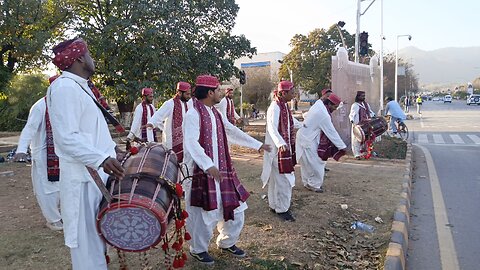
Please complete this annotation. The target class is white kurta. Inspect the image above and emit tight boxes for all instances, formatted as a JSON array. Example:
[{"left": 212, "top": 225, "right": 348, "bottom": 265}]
[
  {"left": 47, "top": 71, "right": 116, "bottom": 270},
  {"left": 348, "top": 102, "right": 375, "bottom": 157},
  {"left": 296, "top": 100, "right": 346, "bottom": 189},
  {"left": 216, "top": 97, "right": 240, "bottom": 121},
  {"left": 148, "top": 98, "right": 190, "bottom": 149},
  {"left": 261, "top": 101, "right": 302, "bottom": 213},
  {"left": 16, "top": 98, "right": 61, "bottom": 223},
  {"left": 128, "top": 102, "right": 156, "bottom": 142},
  {"left": 182, "top": 103, "right": 262, "bottom": 253}
]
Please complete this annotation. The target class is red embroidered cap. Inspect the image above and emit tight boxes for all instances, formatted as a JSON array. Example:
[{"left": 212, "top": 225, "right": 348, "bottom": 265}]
[
  {"left": 52, "top": 38, "right": 88, "bottom": 71},
  {"left": 225, "top": 88, "right": 233, "bottom": 93},
  {"left": 176, "top": 82, "right": 191, "bottom": 92},
  {"left": 321, "top": 88, "right": 332, "bottom": 96},
  {"left": 328, "top": 93, "right": 342, "bottom": 105},
  {"left": 195, "top": 75, "right": 219, "bottom": 88},
  {"left": 141, "top": 88, "right": 154, "bottom": 96},
  {"left": 277, "top": 80, "right": 294, "bottom": 91},
  {"left": 49, "top": 75, "right": 60, "bottom": 85}
]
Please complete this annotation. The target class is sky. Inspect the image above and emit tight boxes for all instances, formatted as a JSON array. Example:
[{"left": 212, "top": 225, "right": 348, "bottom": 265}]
[{"left": 232, "top": 0, "right": 480, "bottom": 55}]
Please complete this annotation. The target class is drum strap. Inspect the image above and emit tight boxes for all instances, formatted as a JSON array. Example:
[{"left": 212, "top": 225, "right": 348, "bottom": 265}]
[{"left": 86, "top": 167, "right": 113, "bottom": 203}]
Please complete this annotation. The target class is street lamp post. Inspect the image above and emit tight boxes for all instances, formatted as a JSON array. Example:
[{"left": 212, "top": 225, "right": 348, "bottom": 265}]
[
  {"left": 379, "top": 0, "right": 384, "bottom": 111},
  {"left": 395, "top": 34, "right": 412, "bottom": 102},
  {"left": 336, "top": 21, "right": 347, "bottom": 48}
]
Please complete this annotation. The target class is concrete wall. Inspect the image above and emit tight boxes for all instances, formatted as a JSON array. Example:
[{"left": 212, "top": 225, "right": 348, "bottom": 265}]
[{"left": 331, "top": 48, "right": 381, "bottom": 148}]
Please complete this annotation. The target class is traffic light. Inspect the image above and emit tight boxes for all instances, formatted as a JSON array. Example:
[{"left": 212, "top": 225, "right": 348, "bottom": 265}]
[
  {"left": 359, "top": 31, "right": 369, "bottom": 56},
  {"left": 239, "top": 70, "right": 246, "bottom": 85}
]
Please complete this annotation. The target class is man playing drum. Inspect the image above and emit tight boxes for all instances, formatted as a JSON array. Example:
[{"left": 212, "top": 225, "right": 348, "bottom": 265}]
[
  {"left": 146, "top": 81, "right": 192, "bottom": 163},
  {"left": 47, "top": 38, "right": 125, "bottom": 270},
  {"left": 349, "top": 91, "right": 376, "bottom": 159},
  {"left": 182, "top": 75, "right": 271, "bottom": 265}
]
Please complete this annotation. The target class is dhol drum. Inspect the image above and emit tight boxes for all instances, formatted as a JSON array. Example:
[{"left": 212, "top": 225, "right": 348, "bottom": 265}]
[
  {"left": 353, "top": 117, "right": 388, "bottom": 143},
  {"left": 97, "top": 143, "right": 179, "bottom": 252}
]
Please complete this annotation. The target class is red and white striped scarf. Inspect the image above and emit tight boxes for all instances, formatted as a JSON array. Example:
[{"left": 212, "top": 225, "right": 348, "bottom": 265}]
[
  {"left": 226, "top": 97, "right": 236, "bottom": 124},
  {"left": 171, "top": 95, "right": 187, "bottom": 162},
  {"left": 190, "top": 99, "right": 249, "bottom": 221},
  {"left": 141, "top": 101, "right": 157, "bottom": 142},
  {"left": 276, "top": 100, "right": 296, "bottom": 174},
  {"left": 44, "top": 97, "right": 59, "bottom": 182}
]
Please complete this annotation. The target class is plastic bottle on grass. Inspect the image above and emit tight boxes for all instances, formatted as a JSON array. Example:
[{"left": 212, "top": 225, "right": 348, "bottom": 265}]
[{"left": 351, "top": 221, "right": 375, "bottom": 233}]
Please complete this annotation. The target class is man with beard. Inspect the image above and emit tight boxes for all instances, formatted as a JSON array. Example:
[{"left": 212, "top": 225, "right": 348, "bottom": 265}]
[
  {"left": 127, "top": 87, "right": 157, "bottom": 142},
  {"left": 296, "top": 94, "right": 347, "bottom": 193},
  {"left": 146, "top": 82, "right": 192, "bottom": 162},
  {"left": 349, "top": 91, "right": 376, "bottom": 159},
  {"left": 261, "top": 81, "right": 303, "bottom": 222},
  {"left": 47, "top": 38, "right": 124, "bottom": 269},
  {"left": 216, "top": 87, "right": 242, "bottom": 125},
  {"left": 182, "top": 75, "right": 271, "bottom": 265}
]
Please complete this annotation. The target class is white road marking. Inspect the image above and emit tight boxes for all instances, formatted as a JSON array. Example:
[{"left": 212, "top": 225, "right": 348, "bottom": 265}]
[
  {"left": 449, "top": 134, "right": 464, "bottom": 144},
  {"left": 420, "top": 117, "right": 425, "bottom": 128},
  {"left": 467, "top": 135, "right": 480, "bottom": 144},
  {"left": 415, "top": 144, "right": 460, "bottom": 270},
  {"left": 433, "top": 134, "right": 445, "bottom": 144},
  {"left": 418, "top": 134, "right": 428, "bottom": 144}
]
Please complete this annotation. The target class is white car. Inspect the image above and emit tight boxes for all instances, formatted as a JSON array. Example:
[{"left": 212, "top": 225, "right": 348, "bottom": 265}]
[
  {"left": 444, "top": 95, "right": 452, "bottom": 103},
  {"left": 467, "top": 94, "right": 480, "bottom": 105}
]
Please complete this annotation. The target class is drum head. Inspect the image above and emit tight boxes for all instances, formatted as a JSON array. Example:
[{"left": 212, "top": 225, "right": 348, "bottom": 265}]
[{"left": 98, "top": 205, "right": 162, "bottom": 252}]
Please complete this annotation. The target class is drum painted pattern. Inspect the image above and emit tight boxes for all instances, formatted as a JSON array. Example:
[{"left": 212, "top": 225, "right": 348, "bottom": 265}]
[{"left": 353, "top": 117, "right": 388, "bottom": 143}]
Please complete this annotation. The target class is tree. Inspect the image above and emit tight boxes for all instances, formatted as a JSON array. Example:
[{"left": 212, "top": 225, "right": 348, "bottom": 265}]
[
  {"left": 382, "top": 54, "right": 419, "bottom": 99},
  {"left": 241, "top": 66, "right": 275, "bottom": 110},
  {"left": 0, "top": 74, "right": 48, "bottom": 131},
  {"left": 0, "top": 0, "right": 71, "bottom": 90},
  {"left": 71, "top": 0, "right": 255, "bottom": 112},
  {"left": 278, "top": 25, "right": 356, "bottom": 96}
]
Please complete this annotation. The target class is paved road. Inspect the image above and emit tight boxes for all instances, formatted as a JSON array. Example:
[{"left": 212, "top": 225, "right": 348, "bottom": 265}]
[{"left": 406, "top": 99, "right": 480, "bottom": 270}]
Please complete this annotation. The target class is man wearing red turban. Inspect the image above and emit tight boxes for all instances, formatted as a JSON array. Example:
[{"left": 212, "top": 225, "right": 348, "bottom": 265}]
[
  {"left": 261, "top": 81, "right": 303, "bottom": 222},
  {"left": 127, "top": 87, "right": 157, "bottom": 142},
  {"left": 296, "top": 94, "right": 347, "bottom": 193},
  {"left": 47, "top": 38, "right": 124, "bottom": 270}
]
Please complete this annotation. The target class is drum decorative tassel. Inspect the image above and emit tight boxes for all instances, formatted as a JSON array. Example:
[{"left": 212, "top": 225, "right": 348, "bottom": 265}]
[{"left": 96, "top": 143, "right": 190, "bottom": 269}]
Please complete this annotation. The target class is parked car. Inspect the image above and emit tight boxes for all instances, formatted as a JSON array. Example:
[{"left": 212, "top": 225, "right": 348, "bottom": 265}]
[
  {"left": 467, "top": 94, "right": 480, "bottom": 105},
  {"left": 444, "top": 95, "right": 452, "bottom": 103}
]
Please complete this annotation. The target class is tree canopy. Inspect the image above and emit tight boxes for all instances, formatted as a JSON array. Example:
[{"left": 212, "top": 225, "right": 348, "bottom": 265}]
[
  {"left": 278, "top": 25, "right": 356, "bottom": 96},
  {"left": 72, "top": 0, "right": 256, "bottom": 109}
]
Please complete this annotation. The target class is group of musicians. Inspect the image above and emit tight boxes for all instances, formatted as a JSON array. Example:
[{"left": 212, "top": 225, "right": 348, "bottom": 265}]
[{"left": 13, "top": 37, "right": 384, "bottom": 269}]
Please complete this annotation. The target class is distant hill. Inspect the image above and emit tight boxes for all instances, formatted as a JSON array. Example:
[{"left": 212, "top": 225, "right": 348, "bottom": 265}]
[{"left": 398, "top": 46, "right": 480, "bottom": 85}]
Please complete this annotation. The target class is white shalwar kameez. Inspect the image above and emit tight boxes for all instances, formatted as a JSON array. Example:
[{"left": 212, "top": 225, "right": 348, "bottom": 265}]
[
  {"left": 148, "top": 98, "right": 190, "bottom": 149},
  {"left": 127, "top": 102, "right": 156, "bottom": 142},
  {"left": 261, "top": 101, "right": 303, "bottom": 213},
  {"left": 296, "top": 100, "right": 346, "bottom": 189},
  {"left": 216, "top": 96, "right": 240, "bottom": 121},
  {"left": 47, "top": 71, "right": 116, "bottom": 270},
  {"left": 348, "top": 102, "right": 375, "bottom": 157},
  {"left": 182, "top": 104, "right": 262, "bottom": 254},
  {"left": 16, "top": 98, "right": 61, "bottom": 224}
]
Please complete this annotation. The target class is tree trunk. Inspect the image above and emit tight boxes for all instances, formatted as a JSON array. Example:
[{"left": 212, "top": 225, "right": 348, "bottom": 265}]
[{"left": 116, "top": 101, "right": 134, "bottom": 129}]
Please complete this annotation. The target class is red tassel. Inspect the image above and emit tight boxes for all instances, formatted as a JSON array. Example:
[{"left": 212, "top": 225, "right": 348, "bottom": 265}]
[
  {"left": 181, "top": 210, "right": 189, "bottom": 219},
  {"left": 182, "top": 252, "right": 187, "bottom": 261},
  {"left": 184, "top": 231, "right": 192, "bottom": 241},
  {"left": 175, "top": 183, "right": 183, "bottom": 197},
  {"left": 105, "top": 254, "right": 110, "bottom": 264},
  {"left": 162, "top": 242, "right": 169, "bottom": 251},
  {"left": 175, "top": 219, "right": 184, "bottom": 230},
  {"left": 130, "top": 146, "right": 139, "bottom": 155}
]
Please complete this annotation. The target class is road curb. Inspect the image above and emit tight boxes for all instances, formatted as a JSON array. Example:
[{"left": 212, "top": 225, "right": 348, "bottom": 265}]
[{"left": 384, "top": 143, "right": 412, "bottom": 270}]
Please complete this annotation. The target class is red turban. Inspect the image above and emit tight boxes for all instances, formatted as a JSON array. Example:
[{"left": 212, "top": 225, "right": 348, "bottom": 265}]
[
  {"left": 277, "top": 80, "right": 294, "bottom": 91},
  {"left": 321, "top": 89, "right": 332, "bottom": 96},
  {"left": 52, "top": 39, "right": 88, "bottom": 71},
  {"left": 48, "top": 75, "right": 60, "bottom": 85},
  {"left": 176, "top": 82, "right": 191, "bottom": 92},
  {"left": 141, "top": 88, "right": 154, "bottom": 96},
  {"left": 196, "top": 75, "right": 219, "bottom": 88},
  {"left": 328, "top": 93, "right": 342, "bottom": 105}
]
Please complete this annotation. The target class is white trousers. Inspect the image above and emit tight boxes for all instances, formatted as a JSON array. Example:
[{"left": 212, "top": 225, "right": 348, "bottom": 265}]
[
  {"left": 267, "top": 162, "right": 294, "bottom": 213},
  {"left": 351, "top": 129, "right": 363, "bottom": 157},
  {"left": 35, "top": 190, "right": 61, "bottom": 223},
  {"left": 186, "top": 205, "right": 245, "bottom": 254},
  {"left": 70, "top": 182, "right": 107, "bottom": 270},
  {"left": 299, "top": 149, "right": 326, "bottom": 189}
]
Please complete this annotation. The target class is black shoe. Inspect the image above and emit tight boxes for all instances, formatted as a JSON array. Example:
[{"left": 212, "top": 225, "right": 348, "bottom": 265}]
[
  {"left": 221, "top": 245, "right": 246, "bottom": 258},
  {"left": 324, "top": 167, "right": 330, "bottom": 172},
  {"left": 189, "top": 251, "right": 215, "bottom": 265},
  {"left": 278, "top": 211, "right": 296, "bottom": 222}
]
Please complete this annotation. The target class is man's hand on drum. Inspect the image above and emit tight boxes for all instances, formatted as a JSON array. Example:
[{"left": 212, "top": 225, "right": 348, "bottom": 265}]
[
  {"left": 102, "top": 157, "right": 125, "bottom": 179},
  {"left": 258, "top": 144, "right": 272, "bottom": 153},
  {"left": 278, "top": 144, "right": 288, "bottom": 152},
  {"left": 207, "top": 166, "right": 222, "bottom": 182},
  {"left": 13, "top": 152, "right": 28, "bottom": 162}
]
